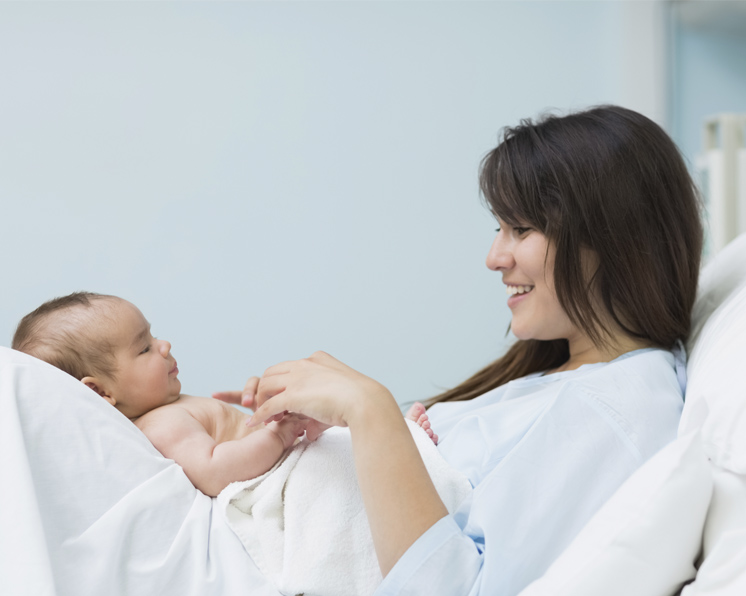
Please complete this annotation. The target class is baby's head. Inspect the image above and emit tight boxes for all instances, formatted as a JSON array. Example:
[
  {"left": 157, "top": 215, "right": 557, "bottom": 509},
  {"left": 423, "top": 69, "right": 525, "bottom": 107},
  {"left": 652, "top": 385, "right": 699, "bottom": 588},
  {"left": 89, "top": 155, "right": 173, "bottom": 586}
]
[{"left": 13, "top": 292, "right": 181, "bottom": 419}]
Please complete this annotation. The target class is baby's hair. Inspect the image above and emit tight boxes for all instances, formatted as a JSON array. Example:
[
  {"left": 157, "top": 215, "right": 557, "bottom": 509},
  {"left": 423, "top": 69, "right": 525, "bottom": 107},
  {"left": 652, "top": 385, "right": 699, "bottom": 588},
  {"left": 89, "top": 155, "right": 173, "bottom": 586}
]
[{"left": 12, "top": 291, "right": 121, "bottom": 380}]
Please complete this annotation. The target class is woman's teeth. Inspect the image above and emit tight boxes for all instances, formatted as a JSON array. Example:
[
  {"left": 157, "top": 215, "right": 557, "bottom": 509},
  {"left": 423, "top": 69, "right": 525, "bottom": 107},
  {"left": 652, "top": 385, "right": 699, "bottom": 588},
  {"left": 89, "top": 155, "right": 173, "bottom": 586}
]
[{"left": 506, "top": 285, "right": 534, "bottom": 295}]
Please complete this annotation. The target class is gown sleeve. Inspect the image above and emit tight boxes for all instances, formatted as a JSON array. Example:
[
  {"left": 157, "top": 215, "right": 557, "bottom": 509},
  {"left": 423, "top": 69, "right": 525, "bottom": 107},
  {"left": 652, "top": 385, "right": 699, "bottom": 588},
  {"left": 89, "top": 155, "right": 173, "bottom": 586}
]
[{"left": 374, "top": 385, "right": 657, "bottom": 596}]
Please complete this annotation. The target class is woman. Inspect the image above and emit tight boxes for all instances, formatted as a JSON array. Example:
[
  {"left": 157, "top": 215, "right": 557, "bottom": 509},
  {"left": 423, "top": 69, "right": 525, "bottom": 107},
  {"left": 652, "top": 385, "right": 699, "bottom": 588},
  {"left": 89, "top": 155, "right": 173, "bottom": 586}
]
[{"left": 232, "top": 106, "right": 703, "bottom": 595}]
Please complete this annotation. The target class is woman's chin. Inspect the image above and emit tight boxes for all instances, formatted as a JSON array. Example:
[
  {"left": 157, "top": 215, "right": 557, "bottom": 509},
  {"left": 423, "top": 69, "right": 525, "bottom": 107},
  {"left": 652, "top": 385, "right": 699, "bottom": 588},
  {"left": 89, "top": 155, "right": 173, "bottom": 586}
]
[
  {"left": 510, "top": 324, "right": 532, "bottom": 341},
  {"left": 510, "top": 325, "right": 553, "bottom": 342}
]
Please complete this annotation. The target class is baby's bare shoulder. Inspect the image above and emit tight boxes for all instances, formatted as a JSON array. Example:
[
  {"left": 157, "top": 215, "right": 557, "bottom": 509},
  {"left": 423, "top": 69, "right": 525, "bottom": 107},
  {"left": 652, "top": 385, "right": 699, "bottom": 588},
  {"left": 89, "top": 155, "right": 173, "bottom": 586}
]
[
  {"left": 135, "top": 398, "right": 220, "bottom": 459},
  {"left": 137, "top": 395, "right": 248, "bottom": 446},
  {"left": 135, "top": 397, "right": 206, "bottom": 435}
]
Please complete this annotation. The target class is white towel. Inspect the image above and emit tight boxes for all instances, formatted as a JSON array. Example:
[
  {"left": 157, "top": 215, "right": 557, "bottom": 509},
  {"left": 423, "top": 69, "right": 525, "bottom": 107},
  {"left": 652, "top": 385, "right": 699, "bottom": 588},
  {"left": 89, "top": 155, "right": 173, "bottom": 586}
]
[{"left": 218, "top": 420, "right": 472, "bottom": 596}]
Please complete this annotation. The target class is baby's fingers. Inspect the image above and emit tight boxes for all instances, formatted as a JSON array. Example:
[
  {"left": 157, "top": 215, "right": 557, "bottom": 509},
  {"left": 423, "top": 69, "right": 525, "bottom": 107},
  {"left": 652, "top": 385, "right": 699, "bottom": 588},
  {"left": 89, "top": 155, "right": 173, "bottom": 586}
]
[
  {"left": 241, "top": 376, "right": 260, "bottom": 409},
  {"left": 246, "top": 394, "right": 291, "bottom": 428},
  {"left": 264, "top": 411, "right": 288, "bottom": 425},
  {"left": 212, "top": 390, "right": 242, "bottom": 404}
]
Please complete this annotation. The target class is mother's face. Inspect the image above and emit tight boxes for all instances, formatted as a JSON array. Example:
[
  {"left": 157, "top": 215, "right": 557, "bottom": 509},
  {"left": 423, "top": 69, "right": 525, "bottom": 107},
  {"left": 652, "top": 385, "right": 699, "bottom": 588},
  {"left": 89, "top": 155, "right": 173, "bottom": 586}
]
[{"left": 486, "top": 218, "right": 588, "bottom": 346}]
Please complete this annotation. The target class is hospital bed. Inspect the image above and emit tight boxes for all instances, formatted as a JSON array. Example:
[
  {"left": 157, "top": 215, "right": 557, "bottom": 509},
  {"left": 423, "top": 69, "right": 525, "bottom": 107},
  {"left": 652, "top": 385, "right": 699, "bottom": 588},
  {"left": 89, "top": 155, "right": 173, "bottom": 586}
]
[{"left": 2, "top": 233, "right": 746, "bottom": 596}]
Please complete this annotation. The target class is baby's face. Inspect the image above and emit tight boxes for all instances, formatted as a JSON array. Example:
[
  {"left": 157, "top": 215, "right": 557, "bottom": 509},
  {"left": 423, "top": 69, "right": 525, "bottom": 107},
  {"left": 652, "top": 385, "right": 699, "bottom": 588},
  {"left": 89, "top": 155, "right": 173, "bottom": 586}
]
[{"left": 100, "top": 299, "right": 181, "bottom": 418}]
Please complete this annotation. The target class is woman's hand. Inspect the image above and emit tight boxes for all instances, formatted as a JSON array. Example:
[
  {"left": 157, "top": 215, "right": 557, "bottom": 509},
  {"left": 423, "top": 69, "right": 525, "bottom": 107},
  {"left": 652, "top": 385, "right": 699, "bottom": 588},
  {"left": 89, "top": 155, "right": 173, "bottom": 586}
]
[
  {"left": 249, "top": 351, "right": 448, "bottom": 574},
  {"left": 212, "top": 376, "right": 260, "bottom": 410},
  {"left": 248, "top": 351, "right": 394, "bottom": 438}
]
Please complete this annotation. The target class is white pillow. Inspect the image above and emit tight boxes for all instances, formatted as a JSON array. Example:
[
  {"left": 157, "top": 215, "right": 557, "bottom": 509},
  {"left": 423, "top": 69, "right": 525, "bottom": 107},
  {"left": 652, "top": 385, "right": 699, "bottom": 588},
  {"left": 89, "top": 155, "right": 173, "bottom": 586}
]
[
  {"left": 681, "top": 468, "right": 746, "bottom": 595},
  {"left": 682, "top": 233, "right": 746, "bottom": 473},
  {"left": 517, "top": 431, "right": 712, "bottom": 596},
  {"left": 688, "top": 232, "right": 746, "bottom": 350}
]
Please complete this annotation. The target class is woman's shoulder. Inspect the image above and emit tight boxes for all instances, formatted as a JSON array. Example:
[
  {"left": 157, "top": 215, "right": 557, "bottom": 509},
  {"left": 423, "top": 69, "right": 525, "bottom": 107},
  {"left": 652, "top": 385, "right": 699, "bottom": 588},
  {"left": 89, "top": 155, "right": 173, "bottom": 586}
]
[
  {"left": 558, "top": 348, "right": 682, "bottom": 457},
  {"left": 571, "top": 348, "right": 679, "bottom": 399}
]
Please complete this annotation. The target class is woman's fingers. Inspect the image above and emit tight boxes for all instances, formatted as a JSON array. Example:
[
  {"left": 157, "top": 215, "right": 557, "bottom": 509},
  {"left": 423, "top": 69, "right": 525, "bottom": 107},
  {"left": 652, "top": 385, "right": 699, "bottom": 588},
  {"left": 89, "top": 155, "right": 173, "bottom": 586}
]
[
  {"left": 254, "top": 368, "right": 292, "bottom": 410},
  {"left": 247, "top": 391, "right": 293, "bottom": 427},
  {"left": 261, "top": 359, "right": 298, "bottom": 379},
  {"left": 260, "top": 352, "right": 341, "bottom": 382},
  {"left": 249, "top": 357, "right": 345, "bottom": 428},
  {"left": 305, "top": 420, "right": 332, "bottom": 442},
  {"left": 248, "top": 351, "right": 393, "bottom": 444},
  {"left": 306, "top": 350, "right": 349, "bottom": 372},
  {"left": 212, "top": 376, "right": 260, "bottom": 410}
]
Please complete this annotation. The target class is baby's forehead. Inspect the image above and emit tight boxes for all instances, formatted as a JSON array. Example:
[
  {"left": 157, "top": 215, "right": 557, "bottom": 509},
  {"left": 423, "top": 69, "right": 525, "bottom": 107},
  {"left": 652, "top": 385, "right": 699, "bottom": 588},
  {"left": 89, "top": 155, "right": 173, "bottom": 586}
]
[
  {"left": 68, "top": 297, "right": 146, "bottom": 338},
  {"left": 86, "top": 296, "right": 129, "bottom": 321},
  {"left": 106, "top": 298, "right": 149, "bottom": 327}
]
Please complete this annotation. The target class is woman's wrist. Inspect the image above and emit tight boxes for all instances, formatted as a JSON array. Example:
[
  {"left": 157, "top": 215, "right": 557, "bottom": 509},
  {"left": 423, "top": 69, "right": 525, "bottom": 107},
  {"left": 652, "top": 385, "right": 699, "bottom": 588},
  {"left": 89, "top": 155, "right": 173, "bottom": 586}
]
[{"left": 344, "top": 382, "right": 399, "bottom": 430}]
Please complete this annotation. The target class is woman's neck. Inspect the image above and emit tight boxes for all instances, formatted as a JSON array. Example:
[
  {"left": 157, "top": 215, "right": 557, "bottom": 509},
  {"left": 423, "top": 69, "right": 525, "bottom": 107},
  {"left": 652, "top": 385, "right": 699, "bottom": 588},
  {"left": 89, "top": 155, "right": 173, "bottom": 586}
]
[{"left": 553, "top": 333, "right": 651, "bottom": 374}]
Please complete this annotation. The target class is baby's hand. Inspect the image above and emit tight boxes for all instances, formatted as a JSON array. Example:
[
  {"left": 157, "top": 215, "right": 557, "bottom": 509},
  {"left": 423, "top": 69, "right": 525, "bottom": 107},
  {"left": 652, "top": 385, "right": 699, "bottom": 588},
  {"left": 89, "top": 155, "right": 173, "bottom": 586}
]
[{"left": 266, "top": 414, "right": 308, "bottom": 449}]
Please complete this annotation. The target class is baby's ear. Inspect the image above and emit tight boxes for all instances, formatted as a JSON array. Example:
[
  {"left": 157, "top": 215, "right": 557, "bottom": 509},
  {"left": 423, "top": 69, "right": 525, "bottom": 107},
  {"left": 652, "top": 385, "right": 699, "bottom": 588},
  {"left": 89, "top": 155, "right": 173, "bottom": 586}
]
[{"left": 81, "top": 376, "right": 116, "bottom": 407}]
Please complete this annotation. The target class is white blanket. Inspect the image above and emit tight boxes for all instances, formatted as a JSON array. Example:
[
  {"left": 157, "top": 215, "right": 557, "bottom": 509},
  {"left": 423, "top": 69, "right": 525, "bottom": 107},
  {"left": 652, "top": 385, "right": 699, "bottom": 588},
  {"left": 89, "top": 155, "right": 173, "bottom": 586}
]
[
  {"left": 218, "top": 420, "right": 472, "bottom": 596},
  {"left": 0, "top": 346, "right": 279, "bottom": 596}
]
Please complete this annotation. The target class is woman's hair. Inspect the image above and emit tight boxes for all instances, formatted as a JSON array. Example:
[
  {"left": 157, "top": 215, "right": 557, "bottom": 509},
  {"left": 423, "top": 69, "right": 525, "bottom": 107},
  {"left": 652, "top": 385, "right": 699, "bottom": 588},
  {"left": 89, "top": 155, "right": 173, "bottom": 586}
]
[
  {"left": 428, "top": 105, "right": 703, "bottom": 405},
  {"left": 12, "top": 291, "right": 120, "bottom": 380}
]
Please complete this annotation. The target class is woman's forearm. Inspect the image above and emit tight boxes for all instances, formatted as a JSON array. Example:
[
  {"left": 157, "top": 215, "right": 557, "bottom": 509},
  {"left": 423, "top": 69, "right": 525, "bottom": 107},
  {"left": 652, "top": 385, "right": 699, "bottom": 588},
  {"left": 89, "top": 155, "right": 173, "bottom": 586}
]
[
  {"left": 250, "top": 352, "right": 451, "bottom": 574},
  {"left": 347, "top": 393, "right": 449, "bottom": 576}
]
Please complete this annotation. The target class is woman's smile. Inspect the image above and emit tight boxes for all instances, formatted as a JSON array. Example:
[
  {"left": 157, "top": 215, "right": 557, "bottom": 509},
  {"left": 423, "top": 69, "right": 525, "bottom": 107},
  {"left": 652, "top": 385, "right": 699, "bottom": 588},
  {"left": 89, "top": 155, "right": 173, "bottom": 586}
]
[
  {"left": 505, "top": 284, "right": 534, "bottom": 296},
  {"left": 486, "top": 221, "right": 579, "bottom": 342},
  {"left": 505, "top": 284, "right": 534, "bottom": 308}
]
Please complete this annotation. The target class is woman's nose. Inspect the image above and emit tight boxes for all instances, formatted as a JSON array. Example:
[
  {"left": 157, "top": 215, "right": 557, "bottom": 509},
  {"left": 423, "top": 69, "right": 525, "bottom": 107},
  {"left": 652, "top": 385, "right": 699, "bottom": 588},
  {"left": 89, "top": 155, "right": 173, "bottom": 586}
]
[
  {"left": 486, "top": 234, "right": 514, "bottom": 271},
  {"left": 158, "top": 340, "right": 172, "bottom": 358}
]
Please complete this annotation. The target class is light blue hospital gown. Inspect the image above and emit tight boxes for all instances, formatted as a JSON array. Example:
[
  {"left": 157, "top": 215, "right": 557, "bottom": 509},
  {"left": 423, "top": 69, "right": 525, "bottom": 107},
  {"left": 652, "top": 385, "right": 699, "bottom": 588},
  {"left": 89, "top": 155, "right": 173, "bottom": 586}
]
[{"left": 376, "top": 348, "right": 685, "bottom": 596}]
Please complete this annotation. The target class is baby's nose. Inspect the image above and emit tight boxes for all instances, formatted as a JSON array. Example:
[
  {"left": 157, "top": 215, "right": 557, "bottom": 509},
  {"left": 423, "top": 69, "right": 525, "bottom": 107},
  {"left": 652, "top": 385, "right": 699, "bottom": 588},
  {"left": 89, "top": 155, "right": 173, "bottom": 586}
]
[{"left": 158, "top": 340, "right": 172, "bottom": 357}]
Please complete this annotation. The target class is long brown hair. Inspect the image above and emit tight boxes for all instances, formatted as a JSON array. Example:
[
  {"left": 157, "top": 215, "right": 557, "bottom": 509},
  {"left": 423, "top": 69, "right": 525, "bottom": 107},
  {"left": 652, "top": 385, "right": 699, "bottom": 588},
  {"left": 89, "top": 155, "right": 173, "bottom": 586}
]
[{"left": 428, "top": 105, "right": 703, "bottom": 405}]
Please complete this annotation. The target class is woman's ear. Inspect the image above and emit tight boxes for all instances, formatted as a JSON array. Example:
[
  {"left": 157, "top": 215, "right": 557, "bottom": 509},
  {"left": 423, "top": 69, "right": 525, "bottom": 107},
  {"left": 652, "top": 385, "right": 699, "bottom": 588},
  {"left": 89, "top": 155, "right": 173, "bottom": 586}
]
[{"left": 81, "top": 376, "right": 117, "bottom": 407}]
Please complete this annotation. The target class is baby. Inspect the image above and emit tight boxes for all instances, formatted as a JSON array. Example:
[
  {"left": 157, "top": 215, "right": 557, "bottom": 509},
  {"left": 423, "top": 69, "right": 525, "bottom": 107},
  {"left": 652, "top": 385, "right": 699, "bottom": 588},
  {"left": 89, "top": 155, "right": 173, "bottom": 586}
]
[
  {"left": 12, "top": 292, "right": 310, "bottom": 497},
  {"left": 12, "top": 291, "right": 437, "bottom": 498}
]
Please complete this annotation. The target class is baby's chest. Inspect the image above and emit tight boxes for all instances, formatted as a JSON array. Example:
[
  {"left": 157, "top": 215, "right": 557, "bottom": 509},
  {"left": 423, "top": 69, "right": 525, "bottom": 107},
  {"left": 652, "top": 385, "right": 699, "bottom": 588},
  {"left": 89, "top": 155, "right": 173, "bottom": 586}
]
[{"left": 185, "top": 400, "right": 252, "bottom": 443}]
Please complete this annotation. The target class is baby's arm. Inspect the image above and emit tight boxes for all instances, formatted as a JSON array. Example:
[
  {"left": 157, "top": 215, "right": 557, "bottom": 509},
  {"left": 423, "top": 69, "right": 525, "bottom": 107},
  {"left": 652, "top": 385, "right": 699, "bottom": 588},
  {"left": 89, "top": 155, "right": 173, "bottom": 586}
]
[{"left": 138, "top": 408, "right": 306, "bottom": 497}]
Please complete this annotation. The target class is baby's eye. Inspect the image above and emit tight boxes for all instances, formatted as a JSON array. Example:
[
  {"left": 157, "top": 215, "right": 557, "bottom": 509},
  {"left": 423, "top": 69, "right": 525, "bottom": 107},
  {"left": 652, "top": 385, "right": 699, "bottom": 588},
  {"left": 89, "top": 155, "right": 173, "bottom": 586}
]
[{"left": 140, "top": 346, "right": 150, "bottom": 355}]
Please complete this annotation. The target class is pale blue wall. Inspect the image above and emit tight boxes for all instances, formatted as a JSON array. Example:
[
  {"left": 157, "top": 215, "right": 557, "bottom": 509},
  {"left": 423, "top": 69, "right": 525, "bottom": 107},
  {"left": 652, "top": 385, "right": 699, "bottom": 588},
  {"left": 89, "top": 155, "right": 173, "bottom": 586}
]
[
  {"left": 0, "top": 1, "right": 658, "bottom": 405},
  {"left": 670, "top": 16, "right": 746, "bottom": 165}
]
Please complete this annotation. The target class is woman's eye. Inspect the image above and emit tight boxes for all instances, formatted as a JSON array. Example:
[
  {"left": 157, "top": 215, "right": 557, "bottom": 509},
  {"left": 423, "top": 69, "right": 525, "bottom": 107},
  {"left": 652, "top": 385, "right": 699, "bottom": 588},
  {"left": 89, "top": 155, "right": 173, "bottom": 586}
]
[
  {"left": 495, "top": 227, "right": 501, "bottom": 233},
  {"left": 515, "top": 227, "right": 531, "bottom": 235}
]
